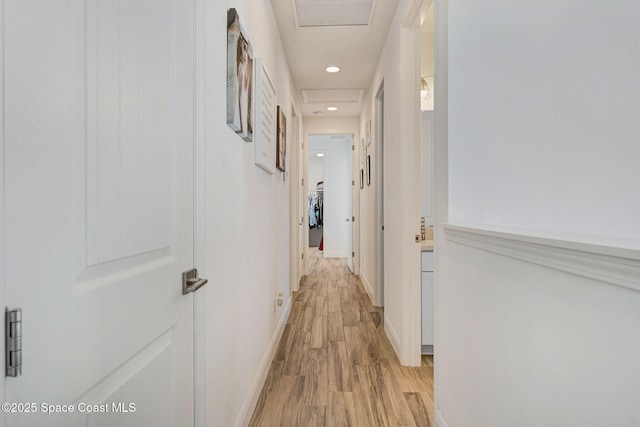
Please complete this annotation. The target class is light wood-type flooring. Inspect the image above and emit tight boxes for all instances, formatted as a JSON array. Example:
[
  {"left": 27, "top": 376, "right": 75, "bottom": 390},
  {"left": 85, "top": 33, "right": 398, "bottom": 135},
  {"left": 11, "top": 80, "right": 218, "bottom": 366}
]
[{"left": 249, "top": 254, "right": 434, "bottom": 427}]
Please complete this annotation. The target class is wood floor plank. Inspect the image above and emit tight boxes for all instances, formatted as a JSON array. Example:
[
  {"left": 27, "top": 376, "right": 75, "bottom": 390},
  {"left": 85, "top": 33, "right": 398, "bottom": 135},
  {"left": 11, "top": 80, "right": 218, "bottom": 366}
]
[
  {"left": 328, "top": 340, "right": 352, "bottom": 392},
  {"left": 298, "top": 304, "right": 316, "bottom": 333},
  {"left": 404, "top": 392, "right": 433, "bottom": 427},
  {"left": 303, "top": 348, "right": 328, "bottom": 406},
  {"left": 297, "top": 406, "right": 326, "bottom": 427},
  {"left": 270, "top": 375, "right": 305, "bottom": 427},
  {"left": 344, "top": 325, "right": 367, "bottom": 366},
  {"left": 375, "top": 359, "right": 417, "bottom": 427},
  {"left": 288, "top": 300, "right": 304, "bottom": 324},
  {"left": 315, "top": 295, "right": 328, "bottom": 317},
  {"left": 327, "top": 311, "right": 345, "bottom": 342},
  {"left": 327, "top": 292, "right": 341, "bottom": 313},
  {"left": 311, "top": 316, "right": 327, "bottom": 349},
  {"left": 248, "top": 361, "right": 285, "bottom": 427},
  {"left": 275, "top": 324, "right": 296, "bottom": 361},
  {"left": 327, "top": 392, "right": 358, "bottom": 427},
  {"left": 358, "top": 321, "right": 383, "bottom": 364},
  {"left": 353, "top": 364, "right": 393, "bottom": 427},
  {"left": 340, "top": 301, "right": 359, "bottom": 327},
  {"left": 285, "top": 331, "right": 310, "bottom": 376}
]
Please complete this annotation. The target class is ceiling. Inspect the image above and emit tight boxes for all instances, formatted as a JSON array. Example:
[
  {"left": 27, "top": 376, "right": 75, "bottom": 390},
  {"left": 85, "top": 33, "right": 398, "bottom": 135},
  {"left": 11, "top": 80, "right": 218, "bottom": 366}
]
[{"left": 270, "top": 0, "right": 400, "bottom": 117}]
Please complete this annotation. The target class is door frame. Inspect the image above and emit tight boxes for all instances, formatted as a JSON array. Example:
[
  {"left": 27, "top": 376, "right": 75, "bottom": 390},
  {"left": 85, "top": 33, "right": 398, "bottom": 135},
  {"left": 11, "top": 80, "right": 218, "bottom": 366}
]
[
  {"left": 0, "top": 0, "right": 6, "bottom": 418},
  {"left": 194, "top": 0, "right": 206, "bottom": 424},
  {"left": 289, "top": 104, "right": 303, "bottom": 291},
  {"left": 305, "top": 132, "right": 355, "bottom": 261},
  {"left": 374, "top": 83, "right": 385, "bottom": 307}
]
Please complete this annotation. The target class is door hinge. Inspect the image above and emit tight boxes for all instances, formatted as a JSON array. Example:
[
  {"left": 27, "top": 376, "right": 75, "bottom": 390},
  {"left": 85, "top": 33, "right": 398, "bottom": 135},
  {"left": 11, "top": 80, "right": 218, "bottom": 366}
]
[
  {"left": 352, "top": 251, "right": 355, "bottom": 258},
  {"left": 6, "top": 308, "right": 22, "bottom": 377},
  {"left": 352, "top": 216, "right": 355, "bottom": 222},
  {"left": 302, "top": 178, "right": 304, "bottom": 186},
  {"left": 302, "top": 253, "right": 304, "bottom": 260},
  {"left": 352, "top": 180, "right": 355, "bottom": 186},
  {"left": 352, "top": 145, "right": 355, "bottom": 151}
]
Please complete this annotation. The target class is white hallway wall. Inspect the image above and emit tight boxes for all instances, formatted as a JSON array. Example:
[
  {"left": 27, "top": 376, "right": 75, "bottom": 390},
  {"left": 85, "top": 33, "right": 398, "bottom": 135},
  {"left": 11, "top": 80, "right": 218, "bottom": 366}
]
[
  {"left": 197, "top": 1, "right": 297, "bottom": 425},
  {"left": 360, "top": 0, "right": 422, "bottom": 366},
  {"left": 436, "top": 1, "right": 640, "bottom": 426}
]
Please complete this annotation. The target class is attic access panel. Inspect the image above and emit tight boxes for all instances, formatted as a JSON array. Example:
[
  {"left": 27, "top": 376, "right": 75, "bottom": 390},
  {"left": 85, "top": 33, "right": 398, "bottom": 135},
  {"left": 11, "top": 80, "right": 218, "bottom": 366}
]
[{"left": 295, "top": 0, "right": 374, "bottom": 27}]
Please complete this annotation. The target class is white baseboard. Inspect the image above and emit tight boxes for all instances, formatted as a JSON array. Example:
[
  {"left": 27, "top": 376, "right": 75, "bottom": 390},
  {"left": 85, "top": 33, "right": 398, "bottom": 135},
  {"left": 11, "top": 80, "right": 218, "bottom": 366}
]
[
  {"left": 384, "top": 315, "right": 401, "bottom": 361},
  {"left": 360, "top": 273, "right": 375, "bottom": 305},
  {"left": 235, "top": 296, "right": 292, "bottom": 427},
  {"left": 435, "top": 409, "right": 449, "bottom": 427}
]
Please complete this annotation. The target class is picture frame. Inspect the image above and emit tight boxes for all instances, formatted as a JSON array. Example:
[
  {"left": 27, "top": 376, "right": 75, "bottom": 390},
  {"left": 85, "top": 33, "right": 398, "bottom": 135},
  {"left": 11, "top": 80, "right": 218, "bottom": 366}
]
[
  {"left": 360, "top": 169, "right": 364, "bottom": 189},
  {"left": 365, "top": 120, "right": 371, "bottom": 146},
  {"left": 366, "top": 155, "right": 371, "bottom": 186},
  {"left": 227, "top": 8, "right": 253, "bottom": 142},
  {"left": 276, "top": 106, "right": 287, "bottom": 172},
  {"left": 253, "top": 58, "right": 276, "bottom": 174}
]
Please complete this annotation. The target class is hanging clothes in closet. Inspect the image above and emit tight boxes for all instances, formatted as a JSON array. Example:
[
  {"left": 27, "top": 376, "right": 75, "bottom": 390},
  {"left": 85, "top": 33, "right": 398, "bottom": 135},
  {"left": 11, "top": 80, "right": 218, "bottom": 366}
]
[
  {"left": 308, "top": 190, "right": 323, "bottom": 228},
  {"left": 308, "top": 192, "right": 317, "bottom": 228}
]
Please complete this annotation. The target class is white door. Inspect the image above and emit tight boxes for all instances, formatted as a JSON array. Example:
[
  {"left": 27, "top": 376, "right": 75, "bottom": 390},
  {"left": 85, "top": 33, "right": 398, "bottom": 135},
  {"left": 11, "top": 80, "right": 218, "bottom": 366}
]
[
  {"left": 346, "top": 136, "right": 354, "bottom": 273},
  {"left": 3, "top": 1, "right": 197, "bottom": 426},
  {"left": 298, "top": 126, "right": 306, "bottom": 280},
  {"left": 325, "top": 136, "right": 352, "bottom": 260}
]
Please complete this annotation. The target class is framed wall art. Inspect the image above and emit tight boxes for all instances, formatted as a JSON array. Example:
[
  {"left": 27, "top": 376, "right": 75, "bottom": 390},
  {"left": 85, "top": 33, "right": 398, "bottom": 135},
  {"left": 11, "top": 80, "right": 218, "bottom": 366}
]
[
  {"left": 227, "top": 8, "right": 253, "bottom": 142},
  {"left": 253, "top": 58, "right": 276, "bottom": 174},
  {"left": 360, "top": 169, "right": 364, "bottom": 189},
  {"left": 276, "top": 106, "right": 287, "bottom": 172},
  {"left": 366, "top": 155, "right": 371, "bottom": 186},
  {"left": 365, "top": 120, "right": 371, "bottom": 146}
]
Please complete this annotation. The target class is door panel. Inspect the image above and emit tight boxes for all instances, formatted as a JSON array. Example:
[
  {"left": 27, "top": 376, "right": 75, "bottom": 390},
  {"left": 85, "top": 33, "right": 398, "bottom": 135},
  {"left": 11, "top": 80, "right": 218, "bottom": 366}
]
[
  {"left": 4, "top": 0, "right": 195, "bottom": 425},
  {"left": 298, "top": 126, "right": 305, "bottom": 280}
]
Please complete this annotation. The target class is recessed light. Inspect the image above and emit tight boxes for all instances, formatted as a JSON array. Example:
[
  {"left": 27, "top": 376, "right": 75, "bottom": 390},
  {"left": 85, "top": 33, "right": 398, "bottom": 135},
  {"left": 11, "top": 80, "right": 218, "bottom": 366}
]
[
  {"left": 317, "top": 153, "right": 324, "bottom": 157},
  {"left": 327, "top": 107, "right": 338, "bottom": 111},
  {"left": 325, "top": 66, "right": 341, "bottom": 73}
]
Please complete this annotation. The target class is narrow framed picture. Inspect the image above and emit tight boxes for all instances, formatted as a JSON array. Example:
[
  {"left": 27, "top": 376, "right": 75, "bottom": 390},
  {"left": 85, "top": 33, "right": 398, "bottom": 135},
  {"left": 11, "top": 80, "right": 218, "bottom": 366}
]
[
  {"left": 253, "top": 58, "right": 276, "bottom": 174},
  {"left": 276, "top": 106, "right": 287, "bottom": 172},
  {"left": 227, "top": 8, "right": 253, "bottom": 142},
  {"left": 360, "top": 169, "right": 364, "bottom": 189},
  {"left": 366, "top": 155, "right": 371, "bottom": 186}
]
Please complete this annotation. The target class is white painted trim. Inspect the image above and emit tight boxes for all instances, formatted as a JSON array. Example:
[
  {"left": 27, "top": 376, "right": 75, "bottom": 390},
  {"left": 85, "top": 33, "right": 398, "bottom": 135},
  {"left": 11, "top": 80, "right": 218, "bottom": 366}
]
[
  {"left": 435, "top": 409, "right": 449, "bottom": 427},
  {"left": 444, "top": 224, "right": 640, "bottom": 293},
  {"left": 289, "top": 108, "right": 301, "bottom": 293},
  {"left": 384, "top": 315, "right": 401, "bottom": 361},
  {"left": 236, "top": 297, "right": 292, "bottom": 427},
  {"left": 0, "top": 0, "right": 6, "bottom": 418},
  {"left": 374, "top": 83, "right": 385, "bottom": 308},
  {"left": 433, "top": 0, "right": 449, "bottom": 423}
]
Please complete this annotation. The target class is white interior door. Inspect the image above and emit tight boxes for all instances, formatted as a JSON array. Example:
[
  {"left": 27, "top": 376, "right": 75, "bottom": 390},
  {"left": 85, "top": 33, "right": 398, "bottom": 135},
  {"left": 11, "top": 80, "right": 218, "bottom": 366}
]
[
  {"left": 346, "top": 136, "right": 354, "bottom": 273},
  {"left": 3, "top": 0, "right": 196, "bottom": 426},
  {"left": 298, "top": 125, "right": 306, "bottom": 280}
]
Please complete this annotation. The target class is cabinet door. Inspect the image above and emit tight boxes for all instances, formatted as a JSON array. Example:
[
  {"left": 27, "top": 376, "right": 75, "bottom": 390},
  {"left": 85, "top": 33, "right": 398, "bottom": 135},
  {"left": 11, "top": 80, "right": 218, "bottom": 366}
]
[{"left": 421, "top": 271, "right": 434, "bottom": 345}]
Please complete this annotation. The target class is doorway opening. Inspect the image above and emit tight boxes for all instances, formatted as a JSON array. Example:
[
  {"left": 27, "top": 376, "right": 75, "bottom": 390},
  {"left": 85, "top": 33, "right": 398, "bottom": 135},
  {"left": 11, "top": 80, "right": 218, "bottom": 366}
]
[{"left": 307, "top": 134, "right": 353, "bottom": 262}]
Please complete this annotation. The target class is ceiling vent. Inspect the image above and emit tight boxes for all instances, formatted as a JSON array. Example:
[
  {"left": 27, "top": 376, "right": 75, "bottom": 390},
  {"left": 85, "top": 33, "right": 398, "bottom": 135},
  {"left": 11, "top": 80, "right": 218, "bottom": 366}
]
[
  {"left": 302, "top": 89, "right": 364, "bottom": 104},
  {"left": 294, "top": 0, "right": 375, "bottom": 27}
]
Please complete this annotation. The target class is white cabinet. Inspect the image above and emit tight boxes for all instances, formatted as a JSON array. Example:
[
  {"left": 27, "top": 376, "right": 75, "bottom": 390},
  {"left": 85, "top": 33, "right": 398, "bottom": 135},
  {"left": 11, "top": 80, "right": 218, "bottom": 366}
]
[{"left": 421, "top": 251, "right": 434, "bottom": 353}]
